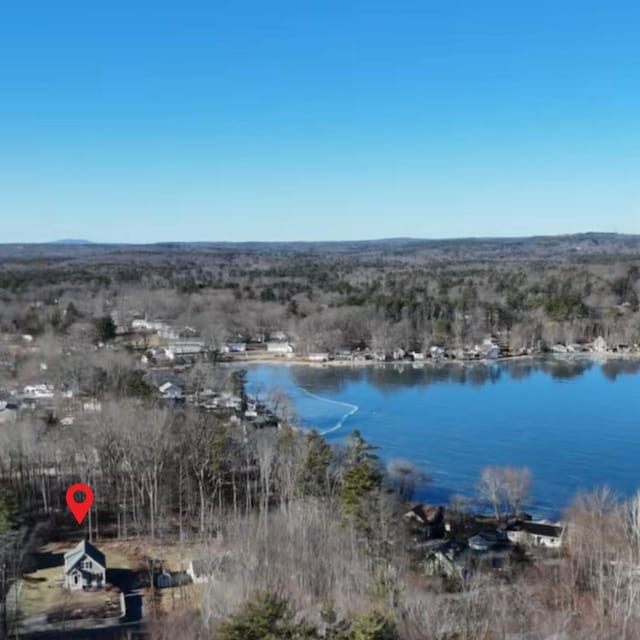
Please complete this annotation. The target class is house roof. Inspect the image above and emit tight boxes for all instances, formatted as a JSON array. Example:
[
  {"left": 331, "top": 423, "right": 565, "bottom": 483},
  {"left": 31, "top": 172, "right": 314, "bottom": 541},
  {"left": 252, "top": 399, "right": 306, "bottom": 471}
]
[
  {"left": 64, "top": 540, "right": 106, "bottom": 574},
  {"left": 406, "top": 504, "right": 445, "bottom": 525},
  {"left": 509, "top": 521, "right": 563, "bottom": 538}
]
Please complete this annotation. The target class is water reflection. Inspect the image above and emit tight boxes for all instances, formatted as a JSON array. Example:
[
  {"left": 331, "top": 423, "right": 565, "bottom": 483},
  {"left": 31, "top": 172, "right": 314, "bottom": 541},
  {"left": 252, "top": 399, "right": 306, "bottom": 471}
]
[
  {"left": 601, "top": 358, "right": 640, "bottom": 380},
  {"left": 288, "top": 356, "right": 635, "bottom": 394}
]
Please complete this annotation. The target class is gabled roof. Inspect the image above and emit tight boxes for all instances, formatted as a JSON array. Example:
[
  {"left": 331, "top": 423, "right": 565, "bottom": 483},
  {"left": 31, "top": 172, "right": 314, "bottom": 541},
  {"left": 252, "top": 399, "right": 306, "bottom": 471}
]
[
  {"left": 509, "top": 521, "right": 563, "bottom": 538},
  {"left": 64, "top": 540, "right": 106, "bottom": 574},
  {"left": 405, "top": 504, "right": 444, "bottom": 525}
]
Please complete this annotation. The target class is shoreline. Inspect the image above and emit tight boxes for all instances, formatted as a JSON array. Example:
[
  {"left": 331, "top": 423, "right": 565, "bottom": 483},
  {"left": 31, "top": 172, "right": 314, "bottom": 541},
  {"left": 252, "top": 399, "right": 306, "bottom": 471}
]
[{"left": 226, "top": 350, "right": 640, "bottom": 368}]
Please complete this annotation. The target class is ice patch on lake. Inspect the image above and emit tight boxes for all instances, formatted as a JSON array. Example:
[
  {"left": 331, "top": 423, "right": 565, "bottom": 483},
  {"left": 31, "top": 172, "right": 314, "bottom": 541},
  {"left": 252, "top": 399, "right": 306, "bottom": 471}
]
[{"left": 299, "top": 387, "right": 359, "bottom": 435}]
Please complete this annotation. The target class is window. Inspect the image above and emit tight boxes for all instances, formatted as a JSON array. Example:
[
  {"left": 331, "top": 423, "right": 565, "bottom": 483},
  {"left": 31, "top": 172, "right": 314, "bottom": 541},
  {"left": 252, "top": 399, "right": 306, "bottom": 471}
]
[{"left": 81, "top": 560, "right": 92, "bottom": 570}]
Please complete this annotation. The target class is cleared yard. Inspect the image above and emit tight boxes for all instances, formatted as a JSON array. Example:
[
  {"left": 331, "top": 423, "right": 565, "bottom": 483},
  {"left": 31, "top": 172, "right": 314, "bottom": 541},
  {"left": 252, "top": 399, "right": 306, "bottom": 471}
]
[{"left": 13, "top": 541, "right": 135, "bottom": 623}]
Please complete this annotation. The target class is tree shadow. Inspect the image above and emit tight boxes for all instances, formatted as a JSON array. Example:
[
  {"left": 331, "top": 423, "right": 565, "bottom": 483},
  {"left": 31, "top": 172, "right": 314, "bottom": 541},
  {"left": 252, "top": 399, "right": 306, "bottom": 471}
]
[
  {"left": 106, "top": 568, "right": 138, "bottom": 592},
  {"left": 34, "top": 550, "right": 65, "bottom": 570}
]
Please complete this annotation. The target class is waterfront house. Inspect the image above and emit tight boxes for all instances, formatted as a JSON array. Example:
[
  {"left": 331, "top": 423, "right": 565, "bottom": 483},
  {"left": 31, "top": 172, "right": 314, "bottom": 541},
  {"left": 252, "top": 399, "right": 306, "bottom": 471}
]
[
  {"left": 506, "top": 520, "right": 564, "bottom": 549},
  {"left": 308, "top": 352, "right": 329, "bottom": 362},
  {"left": 592, "top": 336, "right": 608, "bottom": 352},
  {"left": 224, "top": 342, "right": 247, "bottom": 353},
  {"left": 64, "top": 540, "right": 106, "bottom": 590},
  {"left": 405, "top": 505, "right": 446, "bottom": 539},
  {"left": 429, "top": 346, "right": 445, "bottom": 360},
  {"left": 171, "top": 340, "right": 206, "bottom": 356},
  {"left": 484, "top": 345, "right": 500, "bottom": 359},
  {"left": 266, "top": 341, "right": 294, "bottom": 355}
]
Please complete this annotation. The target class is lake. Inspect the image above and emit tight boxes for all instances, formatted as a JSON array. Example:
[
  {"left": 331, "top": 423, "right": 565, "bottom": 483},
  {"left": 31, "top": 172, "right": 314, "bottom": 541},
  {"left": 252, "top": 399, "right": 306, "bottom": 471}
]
[{"left": 246, "top": 357, "right": 640, "bottom": 518}]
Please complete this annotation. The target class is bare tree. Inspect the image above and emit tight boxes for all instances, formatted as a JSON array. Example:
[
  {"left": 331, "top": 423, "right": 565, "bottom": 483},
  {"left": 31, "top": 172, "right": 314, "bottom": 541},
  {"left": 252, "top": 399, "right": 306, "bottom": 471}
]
[
  {"left": 386, "top": 459, "right": 429, "bottom": 502},
  {"left": 478, "top": 465, "right": 532, "bottom": 520}
]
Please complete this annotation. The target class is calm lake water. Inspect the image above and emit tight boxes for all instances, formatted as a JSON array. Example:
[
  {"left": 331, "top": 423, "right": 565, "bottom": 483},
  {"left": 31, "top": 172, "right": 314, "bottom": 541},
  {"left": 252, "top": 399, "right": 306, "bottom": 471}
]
[{"left": 246, "top": 357, "right": 640, "bottom": 518}]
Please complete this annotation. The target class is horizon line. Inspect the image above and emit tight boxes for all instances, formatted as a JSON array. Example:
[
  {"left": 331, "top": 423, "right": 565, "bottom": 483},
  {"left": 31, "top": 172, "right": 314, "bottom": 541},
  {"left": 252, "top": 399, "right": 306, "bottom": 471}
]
[{"left": 2, "top": 230, "right": 639, "bottom": 246}]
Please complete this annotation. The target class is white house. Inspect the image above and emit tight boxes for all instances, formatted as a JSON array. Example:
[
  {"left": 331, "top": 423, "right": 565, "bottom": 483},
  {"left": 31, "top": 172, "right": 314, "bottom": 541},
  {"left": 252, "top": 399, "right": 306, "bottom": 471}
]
[
  {"left": 131, "top": 319, "right": 162, "bottom": 332},
  {"left": 429, "top": 346, "right": 445, "bottom": 359},
  {"left": 308, "top": 352, "right": 329, "bottom": 362},
  {"left": 23, "top": 384, "right": 55, "bottom": 398},
  {"left": 63, "top": 540, "right": 106, "bottom": 590},
  {"left": 170, "top": 340, "right": 205, "bottom": 356},
  {"left": 266, "top": 341, "right": 294, "bottom": 354},
  {"left": 593, "top": 336, "right": 608, "bottom": 353},
  {"left": 506, "top": 521, "right": 564, "bottom": 549}
]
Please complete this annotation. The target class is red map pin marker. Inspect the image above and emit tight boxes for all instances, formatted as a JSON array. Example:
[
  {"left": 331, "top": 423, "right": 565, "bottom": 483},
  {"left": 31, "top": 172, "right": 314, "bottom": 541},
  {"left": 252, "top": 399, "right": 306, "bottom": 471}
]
[{"left": 66, "top": 483, "right": 94, "bottom": 525}]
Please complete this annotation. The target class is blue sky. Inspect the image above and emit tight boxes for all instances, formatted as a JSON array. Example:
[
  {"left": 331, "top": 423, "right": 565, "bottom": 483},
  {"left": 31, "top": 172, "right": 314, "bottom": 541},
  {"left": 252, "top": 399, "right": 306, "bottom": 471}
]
[{"left": 1, "top": 0, "right": 639, "bottom": 242}]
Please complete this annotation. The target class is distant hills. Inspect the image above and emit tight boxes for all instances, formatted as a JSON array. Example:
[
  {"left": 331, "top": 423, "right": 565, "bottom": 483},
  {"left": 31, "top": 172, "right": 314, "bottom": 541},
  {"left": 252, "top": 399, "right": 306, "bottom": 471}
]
[
  {"left": 52, "top": 239, "right": 95, "bottom": 245},
  {"left": 0, "top": 231, "right": 629, "bottom": 263}
]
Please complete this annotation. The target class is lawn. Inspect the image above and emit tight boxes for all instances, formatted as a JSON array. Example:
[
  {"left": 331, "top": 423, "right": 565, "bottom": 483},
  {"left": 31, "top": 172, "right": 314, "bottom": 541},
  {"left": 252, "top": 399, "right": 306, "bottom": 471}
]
[{"left": 14, "top": 541, "right": 135, "bottom": 623}]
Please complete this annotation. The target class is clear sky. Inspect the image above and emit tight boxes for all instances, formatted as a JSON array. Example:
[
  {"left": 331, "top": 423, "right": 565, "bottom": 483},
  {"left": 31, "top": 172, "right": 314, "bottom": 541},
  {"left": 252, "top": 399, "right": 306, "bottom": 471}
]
[{"left": 1, "top": 0, "right": 639, "bottom": 242}]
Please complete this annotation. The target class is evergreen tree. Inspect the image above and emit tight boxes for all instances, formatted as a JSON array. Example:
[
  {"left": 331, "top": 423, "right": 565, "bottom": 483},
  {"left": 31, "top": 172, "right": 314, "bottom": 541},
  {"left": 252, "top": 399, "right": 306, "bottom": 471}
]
[
  {"left": 218, "top": 592, "right": 317, "bottom": 640},
  {"left": 339, "top": 431, "right": 383, "bottom": 533},
  {"left": 298, "top": 430, "right": 335, "bottom": 497},
  {"left": 92, "top": 315, "right": 117, "bottom": 342}
]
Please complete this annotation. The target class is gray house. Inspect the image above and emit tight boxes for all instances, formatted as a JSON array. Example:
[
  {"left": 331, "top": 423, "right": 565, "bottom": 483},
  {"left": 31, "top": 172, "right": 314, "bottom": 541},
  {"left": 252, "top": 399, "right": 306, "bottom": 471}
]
[{"left": 63, "top": 540, "right": 106, "bottom": 590}]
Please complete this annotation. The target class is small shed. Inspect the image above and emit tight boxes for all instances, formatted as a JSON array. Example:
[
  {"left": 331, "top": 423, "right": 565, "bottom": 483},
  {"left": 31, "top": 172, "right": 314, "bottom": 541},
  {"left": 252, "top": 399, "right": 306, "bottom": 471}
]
[{"left": 154, "top": 570, "right": 173, "bottom": 589}]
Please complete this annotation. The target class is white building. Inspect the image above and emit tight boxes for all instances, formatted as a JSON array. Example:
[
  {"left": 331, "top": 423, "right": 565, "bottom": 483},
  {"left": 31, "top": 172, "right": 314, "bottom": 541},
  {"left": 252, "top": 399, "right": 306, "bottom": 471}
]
[
  {"left": 171, "top": 340, "right": 205, "bottom": 356},
  {"left": 506, "top": 521, "right": 564, "bottom": 549},
  {"left": 266, "top": 341, "right": 294, "bottom": 354},
  {"left": 593, "top": 336, "right": 608, "bottom": 353},
  {"left": 23, "top": 384, "right": 55, "bottom": 398},
  {"left": 429, "top": 346, "right": 445, "bottom": 359},
  {"left": 308, "top": 352, "right": 329, "bottom": 362}
]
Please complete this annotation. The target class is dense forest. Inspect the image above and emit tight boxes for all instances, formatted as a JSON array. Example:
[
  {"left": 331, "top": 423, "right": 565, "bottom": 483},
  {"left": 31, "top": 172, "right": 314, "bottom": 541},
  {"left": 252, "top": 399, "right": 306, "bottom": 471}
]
[
  {"left": 1, "top": 235, "right": 640, "bottom": 639},
  {"left": 1, "top": 234, "right": 639, "bottom": 356}
]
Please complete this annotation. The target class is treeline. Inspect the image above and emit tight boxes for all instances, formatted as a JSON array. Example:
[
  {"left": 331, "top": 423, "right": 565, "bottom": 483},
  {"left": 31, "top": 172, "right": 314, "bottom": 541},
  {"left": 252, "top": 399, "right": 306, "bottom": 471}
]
[
  {"left": 0, "top": 403, "right": 404, "bottom": 542},
  {"left": 1, "top": 244, "right": 639, "bottom": 355}
]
